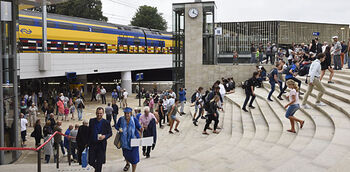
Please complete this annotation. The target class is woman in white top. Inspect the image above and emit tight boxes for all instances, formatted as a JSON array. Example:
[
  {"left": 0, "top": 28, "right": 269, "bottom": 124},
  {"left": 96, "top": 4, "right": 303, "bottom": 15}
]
[{"left": 284, "top": 80, "right": 304, "bottom": 133}]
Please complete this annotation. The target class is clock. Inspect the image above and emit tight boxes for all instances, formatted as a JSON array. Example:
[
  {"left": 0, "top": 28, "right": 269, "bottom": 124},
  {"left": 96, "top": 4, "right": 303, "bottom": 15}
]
[{"left": 188, "top": 8, "right": 199, "bottom": 18}]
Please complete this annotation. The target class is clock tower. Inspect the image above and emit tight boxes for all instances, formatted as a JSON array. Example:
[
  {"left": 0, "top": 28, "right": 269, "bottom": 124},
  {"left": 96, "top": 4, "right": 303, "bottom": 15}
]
[{"left": 172, "top": 1, "right": 216, "bottom": 93}]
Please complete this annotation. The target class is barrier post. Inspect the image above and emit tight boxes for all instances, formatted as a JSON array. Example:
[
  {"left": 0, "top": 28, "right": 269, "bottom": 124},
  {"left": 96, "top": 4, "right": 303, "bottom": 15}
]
[
  {"left": 56, "top": 143, "right": 59, "bottom": 169},
  {"left": 37, "top": 149, "right": 41, "bottom": 172},
  {"left": 68, "top": 140, "right": 71, "bottom": 166}
]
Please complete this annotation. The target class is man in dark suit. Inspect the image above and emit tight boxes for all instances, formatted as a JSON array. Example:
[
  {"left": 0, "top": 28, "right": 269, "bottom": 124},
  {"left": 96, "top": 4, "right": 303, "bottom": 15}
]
[{"left": 88, "top": 107, "right": 112, "bottom": 172}]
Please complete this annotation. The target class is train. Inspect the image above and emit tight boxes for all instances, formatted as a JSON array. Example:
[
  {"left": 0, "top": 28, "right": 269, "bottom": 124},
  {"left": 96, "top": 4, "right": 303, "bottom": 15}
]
[{"left": 18, "top": 10, "right": 173, "bottom": 54}]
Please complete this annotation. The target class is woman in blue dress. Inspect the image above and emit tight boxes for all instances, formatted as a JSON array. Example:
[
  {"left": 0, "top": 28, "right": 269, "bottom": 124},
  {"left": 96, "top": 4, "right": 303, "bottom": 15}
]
[{"left": 115, "top": 107, "right": 142, "bottom": 172}]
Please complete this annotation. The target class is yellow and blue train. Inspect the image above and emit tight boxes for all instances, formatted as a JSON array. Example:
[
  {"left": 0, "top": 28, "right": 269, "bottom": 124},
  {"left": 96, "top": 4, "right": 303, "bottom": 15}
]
[{"left": 18, "top": 10, "right": 173, "bottom": 54}]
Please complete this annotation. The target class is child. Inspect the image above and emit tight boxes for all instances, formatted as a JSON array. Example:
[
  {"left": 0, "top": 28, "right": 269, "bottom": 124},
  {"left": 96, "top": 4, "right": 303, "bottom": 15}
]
[
  {"left": 69, "top": 101, "right": 75, "bottom": 120},
  {"left": 64, "top": 105, "right": 69, "bottom": 121},
  {"left": 284, "top": 80, "right": 305, "bottom": 133}
]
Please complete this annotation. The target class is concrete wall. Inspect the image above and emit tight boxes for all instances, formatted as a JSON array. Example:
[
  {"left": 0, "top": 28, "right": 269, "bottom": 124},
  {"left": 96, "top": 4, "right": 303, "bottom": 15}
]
[{"left": 19, "top": 53, "right": 172, "bottom": 79}]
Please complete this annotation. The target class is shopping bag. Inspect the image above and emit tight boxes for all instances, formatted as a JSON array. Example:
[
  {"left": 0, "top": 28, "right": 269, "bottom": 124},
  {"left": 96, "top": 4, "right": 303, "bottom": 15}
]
[
  {"left": 114, "top": 132, "right": 121, "bottom": 149},
  {"left": 81, "top": 147, "right": 88, "bottom": 168}
]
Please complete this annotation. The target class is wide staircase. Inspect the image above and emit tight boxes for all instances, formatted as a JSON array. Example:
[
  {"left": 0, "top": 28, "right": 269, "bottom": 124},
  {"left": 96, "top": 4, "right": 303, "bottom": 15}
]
[{"left": 2, "top": 70, "right": 350, "bottom": 172}]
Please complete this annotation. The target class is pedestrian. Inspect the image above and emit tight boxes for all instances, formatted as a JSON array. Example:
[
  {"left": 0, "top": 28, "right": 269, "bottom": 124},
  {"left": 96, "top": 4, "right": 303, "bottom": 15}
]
[
  {"left": 277, "top": 60, "right": 303, "bottom": 100},
  {"left": 202, "top": 95, "right": 220, "bottom": 135},
  {"left": 32, "top": 119, "right": 43, "bottom": 147},
  {"left": 111, "top": 89, "right": 118, "bottom": 102},
  {"left": 20, "top": 113, "right": 28, "bottom": 147},
  {"left": 53, "top": 121, "right": 66, "bottom": 160},
  {"left": 48, "top": 113, "right": 56, "bottom": 130},
  {"left": 134, "top": 107, "right": 142, "bottom": 120},
  {"left": 43, "top": 120, "right": 53, "bottom": 137},
  {"left": 64, "top": 125, "right": 73, "bottom": 155},
  {"left": 105, "top": 103, "right": 113, "bottom": 123},
  {"left": 250, "top": 43, "right": 256, "bottom": 63},
  {"left": 115, "top": 107, "right": 142, "bottom": 172},
  {"left": 96, "top": 85, "right": 101, "bottom": 102},
  {"left": 91, "top": 85, "right": 97, "bottom": 102},
  {"left": 69, "top": 101, "right": 76, "bottom": 120},
  {"left": 192, "top": 87, "right": 203, "bottom": 122},
  {"left": 149, "top": 97, "right": 154, "bottom": 113},
  {"left": 332, "top": 36, "right": 342, "bottom": 70},
  {"left": 111, "top": 100, "right": 119, "bottom": 127},
  {"left": 320, "top": 46, "right": 335, "bottom": 83},
  {"left": 122, "top": 89, "right": 128, "bottom": 108},
  {"left": 69, "top": 124, "right": 79, "bottom": 162},
  {"left": 162, "top": 95, "right": 168, "bottom": 124},
  {"left": 64, "top": 105, "right": 69, "bottom": 121},
  {"left": 168, "top": 99, "right": 180, "bottom": 134},
  {"left": 266, "top": 43, "right": 272, "bottom": 64},
  {"left": 76, "top": 120, "right": 89, "bottom": 165},
  {"left": 158, "top": 99, "right": 164, "bottom": 128},
  {"left": 284, "top": 80, "right": 304, "bottom": 133},
  {"left": 57, "top": 98, "right": 64, "bottom": 121},
  {"left": 302, "top": 53, "right": 327, "bottom": 109},
  {"left": 242, "top": 72, "right": 259, "bottom": 112},
  {"left": 28, "top": 103, "right": 38, "bottom": 127},
  {"left": 139, "top": 106, "right": 158, "bottom": 158},
  {"left": 42, "top": 101, "right": 49, "bottom": 121},
  {"left": 267, "top": 62, "right": 283, "bottom": 101},
  {"left": 44, "top": 132, "right": 54, "bottom": 163},
  {"left": 233, "top": 50, "right": 238, "bottom": 65},
  {"left": 218, "top": 80, "right": 226, "bottom": 109},
  {"left": 75, "top": 96, "right": 85, "bottom": 121},
  {"left": 178, "top": 87, "right": 186, "bottom": 115},
  {"left": 341, "top": 41, "right": 347, "bottom": 68},
  {"left": 168, "top": 89, "right": 176, "bottom": 99},
  {"left": 100, "top": 86, "right": 107, "bottom": 104},
  {"left": 259, "top": 43, "right": 264, "bottom": 64},
  {"left": 88, "top": 107, "right": 112, "bottom": 172}
]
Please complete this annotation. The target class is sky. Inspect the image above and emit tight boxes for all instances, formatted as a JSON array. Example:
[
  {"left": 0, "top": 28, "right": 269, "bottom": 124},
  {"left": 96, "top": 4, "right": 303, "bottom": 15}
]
[{"left": 101, "top": 0, "right": 350, "bottom": 31}]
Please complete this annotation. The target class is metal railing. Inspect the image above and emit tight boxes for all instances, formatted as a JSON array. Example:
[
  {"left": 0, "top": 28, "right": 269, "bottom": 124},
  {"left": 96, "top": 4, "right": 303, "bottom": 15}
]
[{"left": 0, "top": 131, "right": 74, "bottom": 172}]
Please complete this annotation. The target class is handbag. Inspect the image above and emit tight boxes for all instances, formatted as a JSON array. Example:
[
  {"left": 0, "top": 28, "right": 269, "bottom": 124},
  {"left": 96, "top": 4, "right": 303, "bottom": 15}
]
[
  {"left": 81, "top": 147, "right": 88, "bottom": 168},
  {"left": 114, "top": 131, "right": 121, "bottom": 149}
]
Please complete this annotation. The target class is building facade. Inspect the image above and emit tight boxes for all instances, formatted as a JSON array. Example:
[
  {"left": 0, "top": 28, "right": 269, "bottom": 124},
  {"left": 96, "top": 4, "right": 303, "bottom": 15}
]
[{"left": 216, "top": 21, "right": 349, "bottom": 55}]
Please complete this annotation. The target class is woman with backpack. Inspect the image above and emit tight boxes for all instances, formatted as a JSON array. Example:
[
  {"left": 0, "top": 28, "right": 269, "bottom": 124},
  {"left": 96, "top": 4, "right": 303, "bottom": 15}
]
[
  {"left": 75, "top": 96, "right": 85, "bottom": 121},
  {"left": 267, "top": 63, "right": 283, "bottom": 101},
  {"left": 202, "top": 95, "right": 220, "bottom": 135}
]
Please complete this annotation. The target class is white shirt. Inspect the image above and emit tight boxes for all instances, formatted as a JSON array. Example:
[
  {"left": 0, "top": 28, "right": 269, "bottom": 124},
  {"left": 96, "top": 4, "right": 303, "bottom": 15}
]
[
  {"left": 168, "top": 98, "right": 175, "bottom": 109},
  {"left": 123, "top": 91, "right": 128, "bottom": 99},
  {"left": 169, "top": 92, "right": 176, "bottom": 99},
  {"left": 219, "top": 84, "right": 226, "bottom": 95},
  {"left": 21, "top": 118, "right": 28, "bottom": 131},
  {"left": 308, "top": 59, "right": 321, "bottom": 83},
  {"left": 100, "top": 88, "right": 106, "bottom": 95},
  {"left": 289, "top": 89, "right": 299, "bottom": 105}
]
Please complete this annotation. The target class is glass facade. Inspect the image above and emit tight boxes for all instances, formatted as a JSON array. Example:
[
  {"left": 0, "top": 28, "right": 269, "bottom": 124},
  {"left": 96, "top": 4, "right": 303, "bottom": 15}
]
[{"left": 0, "top": 0, "right": 20, "bottom": 164}]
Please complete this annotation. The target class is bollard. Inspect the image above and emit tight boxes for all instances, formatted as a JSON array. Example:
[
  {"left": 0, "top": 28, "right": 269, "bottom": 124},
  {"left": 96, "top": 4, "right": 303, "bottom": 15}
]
[
  {"left": 68, "top": 140, "right": 71, "bottom": 166},
  {"left": 37, "top": 149, "right": 41, "bottom": 172},
  {"left": 56, "top": 144, "right": 59, "bottom": 169}
]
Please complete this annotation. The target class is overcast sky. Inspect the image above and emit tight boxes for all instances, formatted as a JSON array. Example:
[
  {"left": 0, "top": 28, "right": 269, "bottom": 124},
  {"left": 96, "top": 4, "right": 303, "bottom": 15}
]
[{"left": 101, "top": 0, "right": 350, "bottom": 31}]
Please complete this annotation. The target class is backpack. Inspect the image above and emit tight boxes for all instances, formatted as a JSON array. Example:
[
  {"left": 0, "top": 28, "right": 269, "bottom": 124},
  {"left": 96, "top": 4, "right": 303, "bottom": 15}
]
[
  {"left": 190, "top": 92, "right": 197, "bottom": 103},
  {"left": 282, "top": 65, "right": 293, "bottom": 74},
  {"left": 242, "top": 80, "right": 249, "bottom": 89},
  {"left": 77, "top": 101, "right": 84, "bottom": 109},
  {"left": 298, "top": 64, "right": 310, "bottom": 76},
  {"left": 203, "top": 92, "right": 211, "bottom": 111}
]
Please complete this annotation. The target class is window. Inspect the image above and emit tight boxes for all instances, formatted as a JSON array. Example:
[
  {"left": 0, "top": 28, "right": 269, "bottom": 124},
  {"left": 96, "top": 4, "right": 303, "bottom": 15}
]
[
  {"left": 58, "top": 22, "right": 74, "bottom": 30},
  {"left": 92, "top": 26, "right": 103, "bottom": 33},
  {"left": 76, "top": 25, "right": 90, "bottom": 32},
  {"left": 37, "top": 20, "right": 57, "bottom": 28}
]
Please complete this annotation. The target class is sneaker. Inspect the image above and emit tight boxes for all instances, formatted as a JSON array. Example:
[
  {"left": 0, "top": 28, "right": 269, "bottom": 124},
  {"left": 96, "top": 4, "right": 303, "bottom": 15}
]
[
  {"left": 328, "top": 81, "right": 334, "bottom": 84},
  {"left": 169, "top": 131, "right": 174, "bottom": 134},
  {"left": 277, "top": 96, "right": 283, "bottom": 100},
  {"left": 249, "top": 105, "right": 255, "bottom": 109},
  {"left": 316, "top": 102, "right": 326, "bottom": 106},
  {"left": 242, "top": 108, "right": 248, "bottom": 112},
  {"left": 174, "top": 129, "right": 180, "bottom": 132},
  {"left": 302, "top": 104, "right": 311, "bottom": 109},
  {"left": 267, "top": 98, "right": 273, "bottom": 102},
  {"left": 63, "top": 152, "right": 68, "bottom": 157},
  {"left": 193, "top": 121, "right": 198, "bottom": 126},
  {"left": 201, "top": 116, "right": 206, "bottom": 119}
]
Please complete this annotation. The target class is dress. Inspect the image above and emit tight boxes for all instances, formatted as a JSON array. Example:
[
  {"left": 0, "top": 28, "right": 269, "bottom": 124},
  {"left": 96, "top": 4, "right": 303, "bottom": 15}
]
[
  {"left": 116, "top": 116, "right": 141, "bottom": 164},
  {"left": 321, "top": 52, "right": 331, "bottom": 70}
]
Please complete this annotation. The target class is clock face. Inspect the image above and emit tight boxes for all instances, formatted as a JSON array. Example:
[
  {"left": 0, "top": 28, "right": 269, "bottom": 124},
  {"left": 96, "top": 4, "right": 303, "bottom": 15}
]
[{"left": 188, "top": 8, "right": 199, "bottom": 18}]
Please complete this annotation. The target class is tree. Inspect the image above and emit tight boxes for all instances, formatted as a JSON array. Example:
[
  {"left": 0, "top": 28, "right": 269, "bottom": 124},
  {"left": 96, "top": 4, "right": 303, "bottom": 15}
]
[
  {"left": 29, "top": 0, "right": 108, "bottom": 21},
  {"left": 130, "top": 5, "right": 167, "bottom": 31}
]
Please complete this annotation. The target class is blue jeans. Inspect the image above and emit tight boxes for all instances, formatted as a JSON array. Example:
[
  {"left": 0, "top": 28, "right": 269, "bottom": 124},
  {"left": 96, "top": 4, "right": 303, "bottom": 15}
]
[
  {"left": 77, "top": 108, "right": 83, "bottom": 120},
  {"left": 268, "top": 80, "right": 282, "bottom": 99},
  {"left": 259, "top": 52, "right": 263, "bottom": 63},
  {"left": 334, "top": 55, "right": 341, "bottom": 70},
  {"left": 285, "top": 104, "right": 300, "bottom": 118},
  {"left": 251, "top": 53, "right": 256, "bottom": 63}
]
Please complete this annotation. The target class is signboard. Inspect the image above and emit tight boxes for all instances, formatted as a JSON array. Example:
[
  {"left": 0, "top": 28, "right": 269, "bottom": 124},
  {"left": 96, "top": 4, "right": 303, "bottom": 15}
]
[
  {"left": 136, "top": 73, "right": 144, "bottom": 81},
  {"left": 1, "top": 1, "right": 12, "bottom": 21},
  {"left": 313, "top": 32, "right": 320, "bottom": 36},
  {"left": 215, "top": 27, "right": 222, "bottom": 36}
]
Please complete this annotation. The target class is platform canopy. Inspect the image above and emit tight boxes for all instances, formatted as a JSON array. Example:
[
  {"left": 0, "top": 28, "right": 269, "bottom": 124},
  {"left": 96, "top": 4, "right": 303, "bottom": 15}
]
[{"left": 19, "top": 0, "right": 68, "bottom": 10}]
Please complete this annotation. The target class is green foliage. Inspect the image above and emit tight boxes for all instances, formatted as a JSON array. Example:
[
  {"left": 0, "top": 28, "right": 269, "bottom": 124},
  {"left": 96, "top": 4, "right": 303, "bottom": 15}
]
[
  {"left": 130, "top": 5, "right": 167, "bottom": 31},
  {"left": 30, "top": 0, "right": 108, "bottom": 21}
]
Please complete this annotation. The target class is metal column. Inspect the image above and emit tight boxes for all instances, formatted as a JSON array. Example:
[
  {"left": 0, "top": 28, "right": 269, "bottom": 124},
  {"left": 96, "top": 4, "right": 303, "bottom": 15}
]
[
  {"left": 0, "top": 1, "right": 4, "bottom": 165},
  {"left": 42, "top": 0, "right": 47, "bottom": 52}
]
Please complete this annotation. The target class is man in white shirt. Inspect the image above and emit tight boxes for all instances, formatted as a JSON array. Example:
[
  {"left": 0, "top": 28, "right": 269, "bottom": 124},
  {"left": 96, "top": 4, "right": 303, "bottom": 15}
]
[
  {"left": 122, "top": 89, "right": 128, "bottom": 108},
  {"left": 100, "top": 86, "right": 107, "bottom": 104},
  {"left": 218, "top": 81, "right": 226, "bottom": 108},
  {"left": 302, "top": 53, "right": 327, "bottom": 109},
  {"left": 20, "top": 113, "right": 28, "bottom": 146}
]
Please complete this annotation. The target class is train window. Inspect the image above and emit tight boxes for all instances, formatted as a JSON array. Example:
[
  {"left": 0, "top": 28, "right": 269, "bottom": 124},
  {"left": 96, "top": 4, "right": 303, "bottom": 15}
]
[
  {"left": 76, "top": 25, "right": 90, "bottom": 32},
  {"left": 58, "top": 22, "right": 74, "bottom": 30},
  {"left": 19, "top": 18, "right": 35, "bottom": 26},
  {"left": 134, "top": 39, "right": 141, "bottom": 45},
  {"left": 92, "top": 26, "right": 103, "bottom": 33},
  {"left": 37, "top": 20, "right": 57, "bottom": 28}
]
